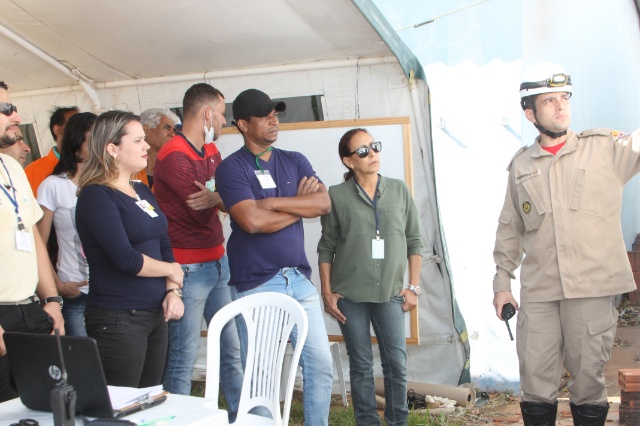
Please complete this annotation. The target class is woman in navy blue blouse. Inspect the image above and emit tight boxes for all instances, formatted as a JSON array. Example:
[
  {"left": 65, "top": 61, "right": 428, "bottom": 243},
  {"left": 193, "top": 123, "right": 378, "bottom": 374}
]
[{"left": 76, "top": 111, "right": 184, "bottom": 387}]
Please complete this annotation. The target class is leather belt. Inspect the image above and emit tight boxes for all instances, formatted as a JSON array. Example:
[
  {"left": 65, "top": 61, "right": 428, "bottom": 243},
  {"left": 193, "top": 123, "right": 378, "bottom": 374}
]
[{"left": 0, "top": 295, "right": 39, "bottom": 306}]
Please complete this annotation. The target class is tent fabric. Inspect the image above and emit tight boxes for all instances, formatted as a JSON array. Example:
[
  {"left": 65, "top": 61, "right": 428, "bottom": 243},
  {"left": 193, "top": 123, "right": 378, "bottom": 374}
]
[{"left": 352, "top": 0, "right": 470, "bottom": 384}]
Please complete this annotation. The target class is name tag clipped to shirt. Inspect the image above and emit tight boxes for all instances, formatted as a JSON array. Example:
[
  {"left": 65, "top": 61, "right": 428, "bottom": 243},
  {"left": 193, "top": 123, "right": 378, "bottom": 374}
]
[
  {"left": 372, "top": 238, "right": 384, "bottom": 259},
  {"left": 255, "top": 170, "right": 277, "bottom": 189},
  {"left": 16, "top": 228, "right": 33, "bottom": 252},
  {"left": 136, "top": 199, "right": 159, "bottom": 218}
]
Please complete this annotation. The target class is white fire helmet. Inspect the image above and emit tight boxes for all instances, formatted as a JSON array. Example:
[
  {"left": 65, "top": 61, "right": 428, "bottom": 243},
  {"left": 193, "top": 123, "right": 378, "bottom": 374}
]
[{"left": 520, "top": 62, "right": 572, "bottom": 100}]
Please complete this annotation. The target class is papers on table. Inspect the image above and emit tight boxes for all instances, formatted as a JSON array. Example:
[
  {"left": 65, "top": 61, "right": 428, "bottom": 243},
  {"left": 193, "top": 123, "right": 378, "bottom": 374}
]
[{"left": 108, "top": 385, "right": 165, "bottom": 410}]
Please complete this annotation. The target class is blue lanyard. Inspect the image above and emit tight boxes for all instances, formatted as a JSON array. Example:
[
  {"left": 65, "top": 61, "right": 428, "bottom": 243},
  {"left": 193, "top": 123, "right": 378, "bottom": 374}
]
[
  {"left": 0, "top": 157, "right": 25, "bottom": 230},
  {"left": 354, "top": 175, "right": 381, "bottom": 239}
]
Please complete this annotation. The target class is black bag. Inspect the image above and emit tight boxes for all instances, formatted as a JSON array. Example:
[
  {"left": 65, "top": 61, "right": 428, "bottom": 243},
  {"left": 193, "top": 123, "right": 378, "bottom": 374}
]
[{"left": 407, "top": 389, "right": 427, "bottom": 410}]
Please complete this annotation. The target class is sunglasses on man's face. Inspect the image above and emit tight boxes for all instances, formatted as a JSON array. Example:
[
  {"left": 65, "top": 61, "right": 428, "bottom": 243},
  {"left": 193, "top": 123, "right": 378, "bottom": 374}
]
[
  {"left": 348, "top": 141, "right": 382, "bottom": 158},
  {"left": 0, "top": 102, "right": 18, "bottom": 117}
]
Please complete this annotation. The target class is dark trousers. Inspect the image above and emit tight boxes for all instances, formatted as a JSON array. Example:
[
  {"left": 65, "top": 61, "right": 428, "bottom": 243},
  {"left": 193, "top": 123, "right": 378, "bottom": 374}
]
[
  {"left": 85, "top": 306, "right": 168, "bottom": 388},
  {"left": 0, "top": 302, "right": 53, "bottom": 402}
]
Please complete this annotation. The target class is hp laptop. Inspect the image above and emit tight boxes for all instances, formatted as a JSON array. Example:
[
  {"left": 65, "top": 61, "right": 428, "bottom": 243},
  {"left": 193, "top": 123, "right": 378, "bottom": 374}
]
[{"left": 4, "top": 332, "right": 166, "bottom": 418}]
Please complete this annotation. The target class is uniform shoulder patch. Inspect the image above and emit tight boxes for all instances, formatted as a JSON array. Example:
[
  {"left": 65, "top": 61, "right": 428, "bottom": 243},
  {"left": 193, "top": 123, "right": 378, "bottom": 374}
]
[
  {"left": 610, "top": 129, "right": 628, "bottom": 140},
  {"left": 578, "top": 128, "right": 612, "bottom": 138},
  {"left": 506, "top": 146, "right": 529, "bottom": 172}
]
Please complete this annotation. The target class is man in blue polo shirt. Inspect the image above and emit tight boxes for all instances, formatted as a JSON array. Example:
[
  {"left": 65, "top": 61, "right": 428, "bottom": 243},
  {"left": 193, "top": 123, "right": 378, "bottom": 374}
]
[{"left": 215, "top": 89, "right": 333, "bottom": 426}]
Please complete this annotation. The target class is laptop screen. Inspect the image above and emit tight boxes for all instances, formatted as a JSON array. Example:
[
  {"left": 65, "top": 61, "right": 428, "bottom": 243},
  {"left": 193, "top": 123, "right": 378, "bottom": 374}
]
[{"left": 4, "top": 332, "right": 114, "bottom": 418}]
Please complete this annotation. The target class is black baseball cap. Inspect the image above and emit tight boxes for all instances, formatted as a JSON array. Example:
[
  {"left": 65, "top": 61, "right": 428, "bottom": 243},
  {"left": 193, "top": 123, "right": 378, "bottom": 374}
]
[{"left": 232, "top": 89, "right": 286, "bottom": 122}]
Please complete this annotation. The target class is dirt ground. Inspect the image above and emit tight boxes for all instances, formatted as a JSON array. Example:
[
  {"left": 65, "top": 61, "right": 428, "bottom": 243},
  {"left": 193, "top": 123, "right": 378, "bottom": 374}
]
[{"left": 457, "top": 324, "right": 640, "bottom": 425}]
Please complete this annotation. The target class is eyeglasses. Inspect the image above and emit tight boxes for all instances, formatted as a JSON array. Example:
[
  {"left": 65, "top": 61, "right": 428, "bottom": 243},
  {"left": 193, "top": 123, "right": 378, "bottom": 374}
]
[
  {"left": 0, "top": 102, "right": 18, "bottom": 117},
  {"left": 348, "top": 141, "right": 382, "bottom": 158}
]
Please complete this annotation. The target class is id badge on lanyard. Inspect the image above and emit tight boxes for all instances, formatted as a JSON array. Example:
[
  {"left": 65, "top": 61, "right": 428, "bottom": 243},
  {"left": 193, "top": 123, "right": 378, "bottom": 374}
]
[
  {"left": 16, "top": 228, "right": 33, "bottom": 252},
  {"left": 255, "top": 170, "right": 277, "bottom": 189},
  {"left": 372, "top": 235, "right": 384, "bottom": 259}
]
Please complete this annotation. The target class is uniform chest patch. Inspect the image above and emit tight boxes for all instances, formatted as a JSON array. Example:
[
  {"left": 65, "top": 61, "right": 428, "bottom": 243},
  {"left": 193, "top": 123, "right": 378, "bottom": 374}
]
[
  {"left": 522, "top": 201, "right": 531, "bottom": 214},
  {"left": 515, "top": 169, "right": 540, "bottom": 184}
]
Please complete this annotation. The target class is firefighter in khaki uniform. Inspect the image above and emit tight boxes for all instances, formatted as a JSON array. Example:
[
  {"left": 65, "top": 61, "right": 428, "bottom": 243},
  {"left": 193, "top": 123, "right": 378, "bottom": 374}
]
[{"left": 492, "top": 63, "right": 640, "bottom": 426}]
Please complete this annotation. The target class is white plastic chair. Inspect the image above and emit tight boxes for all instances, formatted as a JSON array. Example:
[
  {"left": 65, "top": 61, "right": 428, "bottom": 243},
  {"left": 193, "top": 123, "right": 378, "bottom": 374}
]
[{"left": 204, "top": 292, "right": 308, "bottom": 426}]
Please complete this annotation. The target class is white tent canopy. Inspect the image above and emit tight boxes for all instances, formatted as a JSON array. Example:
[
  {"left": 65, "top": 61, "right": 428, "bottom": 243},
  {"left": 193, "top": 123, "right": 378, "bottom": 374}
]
[
  {"left": 1, "top": 0, "right": 392, "bottom": 92},
  {"left": 0, "top": 0, "right": 470, "bottom": 388}
]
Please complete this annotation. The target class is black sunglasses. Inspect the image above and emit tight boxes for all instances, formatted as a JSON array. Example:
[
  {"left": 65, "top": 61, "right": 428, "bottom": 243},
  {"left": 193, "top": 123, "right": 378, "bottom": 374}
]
[
  {"left": 348, "top": 141, "right": 382, "bottom": 158},
  {"left": 0, "top": 102, "right": 18, "bottom": 117}
]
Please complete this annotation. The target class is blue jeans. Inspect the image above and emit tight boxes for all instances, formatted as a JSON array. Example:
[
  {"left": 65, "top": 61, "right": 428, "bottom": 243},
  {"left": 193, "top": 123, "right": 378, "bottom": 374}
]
[
  {"left": 62, "top": 292, "right": 87, "bottom": 337},
  {"left": 338, "top": 296, "right": 408, "bottom": 426},
  {"left": 164, "top": 256, "right": 243, "bottom": 422},
  {"left": 86, "top": 306, "right": 167, "bottom": 388},
  {"left": 238, "top": 268, "right": 333, "bottom": 426}
]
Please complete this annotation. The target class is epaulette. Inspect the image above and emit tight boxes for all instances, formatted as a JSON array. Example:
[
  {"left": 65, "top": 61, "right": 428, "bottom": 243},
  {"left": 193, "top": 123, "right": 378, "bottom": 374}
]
[
  {"left": 578, "top": 128, "right": 628, "bottom": 140},
  {"left": 506, "top": 146, "right": 528, "bottom": 171},
  {"left": 577, "top": 128, "right": 613, "bottom": 138}
]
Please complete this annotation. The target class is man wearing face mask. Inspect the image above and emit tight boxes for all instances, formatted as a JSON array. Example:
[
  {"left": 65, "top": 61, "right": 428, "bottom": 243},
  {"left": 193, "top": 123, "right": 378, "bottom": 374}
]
[{"left": 154, "top": 83, "right": 243, "bottom": 422}]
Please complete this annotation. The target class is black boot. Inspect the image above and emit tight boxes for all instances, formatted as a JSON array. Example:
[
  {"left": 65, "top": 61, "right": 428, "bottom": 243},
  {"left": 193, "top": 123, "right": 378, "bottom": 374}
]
[
  {"left": 520, "top": 401, "right": 558, "bottom": 426},
  {"left": 569, "top": 402, "right": 609, "bottom": 426}
]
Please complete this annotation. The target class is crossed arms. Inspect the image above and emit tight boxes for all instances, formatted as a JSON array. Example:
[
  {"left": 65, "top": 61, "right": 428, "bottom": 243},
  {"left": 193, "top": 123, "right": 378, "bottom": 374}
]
[{"left": 228, "top": 176, "right": 330, "bottom": 234}]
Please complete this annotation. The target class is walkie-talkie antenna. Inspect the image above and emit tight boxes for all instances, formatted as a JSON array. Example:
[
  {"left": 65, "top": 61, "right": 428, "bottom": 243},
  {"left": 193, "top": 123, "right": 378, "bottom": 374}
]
[
  {"left": 54, "top": 328, "right": 68, "bottom": 384},
  {"left": 505, "top": 318, "right": 514, "bottom": 341}
]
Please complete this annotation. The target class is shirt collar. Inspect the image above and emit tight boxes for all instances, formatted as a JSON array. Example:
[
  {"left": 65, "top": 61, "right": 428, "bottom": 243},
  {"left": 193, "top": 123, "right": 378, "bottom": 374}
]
[
  {"left": 531, "top": 129, "right": 577, "bottom": 157},
  {"left": 350, "top": 174, "right": 385, "bottom": 195}
]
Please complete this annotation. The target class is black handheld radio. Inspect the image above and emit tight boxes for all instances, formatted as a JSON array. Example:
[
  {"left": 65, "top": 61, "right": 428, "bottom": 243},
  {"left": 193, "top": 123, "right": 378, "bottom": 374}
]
[
  {"left": 501, "top": 303, "right": 516, "bottom": 341},
  {"left": 51, "top": 329, "right": 76, "bottom": 426}
]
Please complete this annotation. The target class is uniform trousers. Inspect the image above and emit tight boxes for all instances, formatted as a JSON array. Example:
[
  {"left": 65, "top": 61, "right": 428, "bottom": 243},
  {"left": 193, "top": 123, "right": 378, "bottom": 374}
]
[{"left": 516, "top": 295, "right": 617, "bottom": 406}]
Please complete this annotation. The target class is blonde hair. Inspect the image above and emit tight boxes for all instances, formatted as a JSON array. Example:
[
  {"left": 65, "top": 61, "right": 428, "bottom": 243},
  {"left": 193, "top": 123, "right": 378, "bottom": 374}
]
[{"left": 78, "top": 110, "right": 139, "bottom": 193}]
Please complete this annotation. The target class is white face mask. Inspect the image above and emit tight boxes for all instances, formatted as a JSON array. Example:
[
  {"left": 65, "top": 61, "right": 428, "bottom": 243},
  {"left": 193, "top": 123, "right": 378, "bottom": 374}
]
[{"left": 204, "top": 111, "right": 215, "bottom": 144}]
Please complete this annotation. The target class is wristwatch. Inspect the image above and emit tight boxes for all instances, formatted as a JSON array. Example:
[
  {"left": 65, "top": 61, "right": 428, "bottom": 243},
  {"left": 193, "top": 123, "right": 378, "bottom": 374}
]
[
  {"left": 407, "top": 285, "right": 422, "bottom": 297},
  {"left": 44, "top": 296, "right": 64, "bottom": 307},
  {"left": 166, "top": 288, "right": 183, "bottom": 298}
]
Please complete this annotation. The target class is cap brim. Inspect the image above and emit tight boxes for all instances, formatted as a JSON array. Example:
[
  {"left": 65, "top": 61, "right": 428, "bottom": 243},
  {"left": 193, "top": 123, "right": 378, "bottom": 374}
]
[
  {"left": 274, "top": 101, "right": 286, "bottom": 112},
  {"left": 248, "top": 100, "right": 286, "bottom": 118},
  {"left": 520, "top": 85, "right": 572, "bottom": 98}
]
